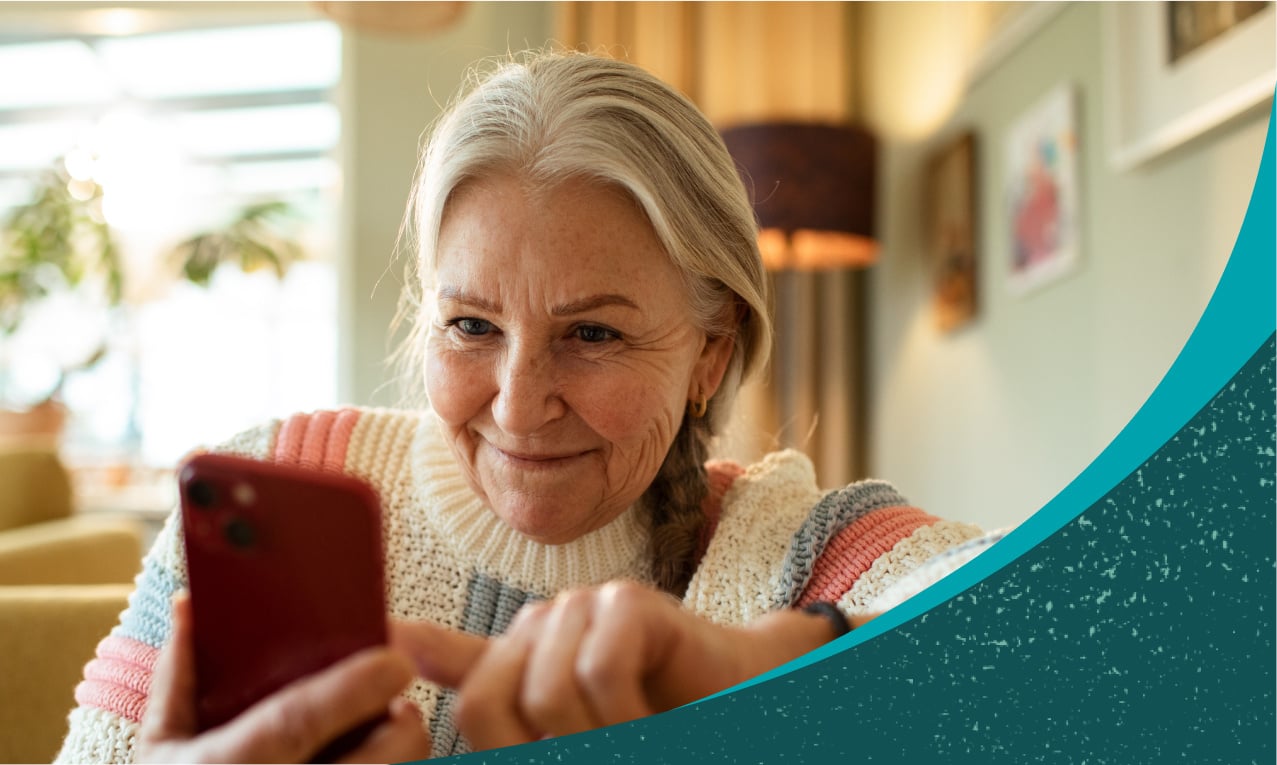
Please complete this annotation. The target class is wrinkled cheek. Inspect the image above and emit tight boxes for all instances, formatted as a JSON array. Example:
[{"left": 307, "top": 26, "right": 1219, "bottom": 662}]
[
  {"left": 588, "top": 383, "right": 682, "bottom": 469},
  {"left": 425, "top": 348, "right": 488, "bottom": 428}
]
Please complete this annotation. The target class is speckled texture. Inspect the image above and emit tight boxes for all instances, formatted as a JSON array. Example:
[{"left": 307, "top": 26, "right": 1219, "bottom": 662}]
[{"left": 433, "top": 336, "right": 1276, "bottom": 764}]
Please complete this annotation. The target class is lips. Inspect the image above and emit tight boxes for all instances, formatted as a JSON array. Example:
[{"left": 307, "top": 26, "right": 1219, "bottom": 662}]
[{"left": 495, "top": 447, "right": 586, "bottom": 464}]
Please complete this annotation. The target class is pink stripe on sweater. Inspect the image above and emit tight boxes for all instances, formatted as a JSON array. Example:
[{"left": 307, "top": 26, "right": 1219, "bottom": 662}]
[
  {"left": 704, "top": 460, "right": 745, "bottom": 528},
  {"left": 797, "top": 505, "right": 939, "bottom": 606},
  {"left": 298, "top": 410, "right": 336, "bottom": 470},
  {"left": 273, "top": 409, "right": 359, "bottom": 471},
  {"left": 697, "top": 460, "right": 745, "bottom": 561},
  {"left": 273, "top": 413, "right": 308, "bottom": 464},
  {"left": 97, "top": 633, "right": 160, "bottom": 669},
  {"left": 75, "top": 680, "right": 149, "bottom": 725},
  {"left": 84, "top": 657, "right": 152, "bottom": 695},
  {"left": 73, "top": 635, "right": 159, "bottom": 723},
  {"left": 324, "top": 409, "right": 360, "bottom": 472}
]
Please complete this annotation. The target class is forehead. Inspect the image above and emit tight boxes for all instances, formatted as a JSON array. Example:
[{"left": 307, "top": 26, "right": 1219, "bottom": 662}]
[{"left": 433, "top": 174, "right": 688, "bottom": 305}]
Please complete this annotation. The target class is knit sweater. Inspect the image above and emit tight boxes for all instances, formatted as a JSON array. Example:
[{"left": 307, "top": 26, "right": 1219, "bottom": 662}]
[{"left": 55, "top": 407, "right": 985, "bottom": 762}]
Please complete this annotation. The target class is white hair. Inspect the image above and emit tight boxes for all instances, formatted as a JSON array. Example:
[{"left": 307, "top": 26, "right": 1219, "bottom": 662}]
[
  {"left": 399, "top": 49, "right": 771, "bottom": 433},
  {"left": 394, "top": 50, "right": 773, "bottom": 592}
]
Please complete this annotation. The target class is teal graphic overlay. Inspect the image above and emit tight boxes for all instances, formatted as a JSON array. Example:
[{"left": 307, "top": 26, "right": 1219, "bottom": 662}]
[{"left": 429, "top": 103, "right": 1277, "bottom": 763}]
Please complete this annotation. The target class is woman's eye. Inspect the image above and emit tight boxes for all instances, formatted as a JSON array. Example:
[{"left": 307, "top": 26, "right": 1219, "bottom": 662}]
[
  {"left": 575, "top": 325, "right": 617, "bottom": 343},
  {"left": 451, "top": 318, "right": 492, "bottom": 336}
]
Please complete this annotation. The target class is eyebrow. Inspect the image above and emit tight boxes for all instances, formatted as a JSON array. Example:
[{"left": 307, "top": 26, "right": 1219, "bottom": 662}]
[
  {"left": 552, "top": 294, "right": 640, "bottom": 316},
  {"left": 435, "top": 287, "right": 640, "bottom": 316},
  {"left": 435, "top": 286, "right": 500, "bottom": 313}
]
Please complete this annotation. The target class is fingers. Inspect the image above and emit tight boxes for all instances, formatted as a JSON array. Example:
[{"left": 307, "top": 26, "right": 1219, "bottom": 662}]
[
  {"left": 138, "top": 598, "right": 423, "bottom": 763},
  {"left": 338, "top": 698, "right": 432, "bottom": 764},
  {"left": 452, "top": 585, "right": 670, "bottom": 750},
  {"left": 571, "top": 589, "right": 658, "bottom": 725},
  {"left": 394, "top": 616, "right": 554, "bottom": 749},
  {"left": 139, "top": 594, "right": 199, "bottom": 746},
  {"left": 521, "top": 593, "right": 606, "bottom": 736},
  {"left": 453, "top": 616, "right": 541, "bottom": 750},
  {"left": 209, "top": 647, "right": 416, "bottom": 762},
  {"left": 390, "top": 619, "right": 488, "bottom": 688},
  {"left": 393, "top": 583, "right": 742, "bottom": 753}
]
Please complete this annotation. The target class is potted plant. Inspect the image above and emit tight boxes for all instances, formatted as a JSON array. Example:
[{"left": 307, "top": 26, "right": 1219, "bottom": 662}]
[
  {"left": 167, "top": 200, "right": 302, "bottom": 286},
  {"left": 0, "top": 164, "right": 123, "bottom": 442},
  {"left": 0, "top": 160, "right": 304, "bottom": 447}
]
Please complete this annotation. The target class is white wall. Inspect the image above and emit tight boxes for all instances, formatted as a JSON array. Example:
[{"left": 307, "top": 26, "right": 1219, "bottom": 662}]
[
  {"left": 339, "top": 3, "right": 553, "bottom": 407},
  {"left": 862, "top": 2, "right": 1270, "bottom": 530}
]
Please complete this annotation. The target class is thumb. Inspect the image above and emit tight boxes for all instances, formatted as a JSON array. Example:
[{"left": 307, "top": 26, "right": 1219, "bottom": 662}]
[
  {"left": 389, "top": 620, "right": 489, "bottom": 688},
  {"left": 140, "top": 593, "right": 200, "bottom": 742}
]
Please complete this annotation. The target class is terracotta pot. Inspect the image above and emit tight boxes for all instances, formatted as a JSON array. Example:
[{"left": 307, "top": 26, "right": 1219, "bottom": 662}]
[{"left": 0, "top": 400, "right": 68, "bottom": 448}]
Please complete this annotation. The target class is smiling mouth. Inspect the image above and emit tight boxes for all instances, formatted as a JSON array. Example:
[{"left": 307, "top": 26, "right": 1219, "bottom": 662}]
[{"left": 494, "top": 447, "right": 589, "bottom": 466}]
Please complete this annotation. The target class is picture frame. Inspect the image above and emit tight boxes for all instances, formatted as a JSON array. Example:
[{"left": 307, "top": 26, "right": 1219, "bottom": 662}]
[
  {"left": 1102, "top": 2, "right": 1276, "bottom": 171},
  {"left": 1004, "top": 84, "right": 1080, "bottom": 296},
  {"left": 926, "top": 131, "right": 978, "bottom": 332}
]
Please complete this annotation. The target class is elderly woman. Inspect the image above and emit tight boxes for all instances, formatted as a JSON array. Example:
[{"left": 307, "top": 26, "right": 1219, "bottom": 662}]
[{"left": 56, "top": 51, "right": 987, "bottom": 763}]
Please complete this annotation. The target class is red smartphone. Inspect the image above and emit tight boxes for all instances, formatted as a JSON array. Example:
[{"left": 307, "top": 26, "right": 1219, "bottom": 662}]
[{"left": 178, "top": 453, "right": 388, "bottom": 756}]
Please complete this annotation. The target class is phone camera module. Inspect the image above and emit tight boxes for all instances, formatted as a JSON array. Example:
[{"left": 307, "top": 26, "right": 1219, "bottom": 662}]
[
  {"left": 223, "top": 517, "right": 257, "bottom": 550},
  {"left": 188, "top": 480, "right": 216, "bottom": 509}
]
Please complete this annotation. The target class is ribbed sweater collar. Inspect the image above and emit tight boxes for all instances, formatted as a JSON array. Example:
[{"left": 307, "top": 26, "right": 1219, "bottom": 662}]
[{"left": 409, "top": 414, "right": 653, "bottom": 595}]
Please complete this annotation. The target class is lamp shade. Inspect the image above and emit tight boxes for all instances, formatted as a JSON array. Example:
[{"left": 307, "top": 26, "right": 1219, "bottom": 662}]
[
  {"left": 312, "top": 2, "right": 466, "bottom": 37},
  {"left": 721, "top": 122, "right": 878, "bottom": 270}
]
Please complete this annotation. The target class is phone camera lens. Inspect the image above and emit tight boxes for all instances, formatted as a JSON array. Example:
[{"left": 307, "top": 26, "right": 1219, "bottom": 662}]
[
  {"left": 223, "top": 517, "right": 256, "bottom": 550},
  {"left": 188, "top": 480, "right": 216, "bottom": 509}
]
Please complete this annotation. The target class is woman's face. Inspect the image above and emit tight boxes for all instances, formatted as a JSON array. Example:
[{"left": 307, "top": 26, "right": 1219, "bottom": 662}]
[{"left": 426, "top": 174, "right": 732, "bottom": 545}]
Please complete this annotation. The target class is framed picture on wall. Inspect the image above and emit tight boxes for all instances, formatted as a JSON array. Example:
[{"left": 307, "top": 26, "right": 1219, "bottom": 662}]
[
  {"left": 1004, "top": 84, "right": 1080, "bottom": 296},
  {"left": 1102, "top": 2, "right": 1276, "bottom": 171},
  {"left": 926, "top": 132, "right": 978, "bottom": 332}
]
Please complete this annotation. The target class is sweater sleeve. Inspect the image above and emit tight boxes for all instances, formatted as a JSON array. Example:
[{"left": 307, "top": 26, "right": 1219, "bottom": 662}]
[
  {"left": 53, "top": 511, "right": 186, "bottom": 764},
  {"left": 790, "top": 480, "right": 988, "bottom": 619},
  {"left": 686, "top": 449, "right": 990, "bottom": 626},
  {"left": 54, "top": 421, "right": 280, "bottom": 764}
]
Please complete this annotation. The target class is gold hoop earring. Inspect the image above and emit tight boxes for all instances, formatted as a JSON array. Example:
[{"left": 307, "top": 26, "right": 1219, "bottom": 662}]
[{"left": 688, "top": 397, "right": 708, "bottom": 419}]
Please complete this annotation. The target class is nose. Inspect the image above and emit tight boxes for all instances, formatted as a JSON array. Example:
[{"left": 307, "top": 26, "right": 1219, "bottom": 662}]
[{"left": 491, "top": 343, "right": 566, "bottom": 436}]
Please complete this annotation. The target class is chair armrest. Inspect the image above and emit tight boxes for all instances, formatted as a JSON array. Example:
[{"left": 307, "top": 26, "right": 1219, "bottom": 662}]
[
  {"left": 0, "top": 583, "right": 135, "bottom": 763},
  {"left": 0, "top": 516, "right": 145, "bottom": 586}
]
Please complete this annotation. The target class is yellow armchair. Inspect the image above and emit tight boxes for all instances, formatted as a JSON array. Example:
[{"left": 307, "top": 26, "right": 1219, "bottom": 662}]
[
  {"left": 0, "top": 447, "right": 146, "bottom": 763},
  {"left": 0, "top": 584, "right": 136, "bottom": 763}
]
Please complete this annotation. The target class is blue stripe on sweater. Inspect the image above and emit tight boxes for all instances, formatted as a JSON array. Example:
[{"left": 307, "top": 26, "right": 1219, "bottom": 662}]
[
  {"left": 430, "top": 571, "right": 544, "bottom": 757},
  {"left": 111, "top": 557, "right": 185, "bottom": 648}
]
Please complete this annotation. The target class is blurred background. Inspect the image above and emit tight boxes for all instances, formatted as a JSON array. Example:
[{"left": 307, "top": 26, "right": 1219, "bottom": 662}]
[{"left": 0, "top": 1, "right": 1271, "bottom": 531}]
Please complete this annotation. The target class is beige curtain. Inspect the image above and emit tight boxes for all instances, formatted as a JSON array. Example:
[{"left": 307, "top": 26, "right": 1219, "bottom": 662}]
[{"left": 555, "top": 2, "right": 866, "bottom": 487}]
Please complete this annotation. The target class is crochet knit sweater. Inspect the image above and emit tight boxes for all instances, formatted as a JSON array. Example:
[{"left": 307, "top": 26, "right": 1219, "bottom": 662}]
[{"left": 55, "top": 408, "right": 984, "bottom": 762}]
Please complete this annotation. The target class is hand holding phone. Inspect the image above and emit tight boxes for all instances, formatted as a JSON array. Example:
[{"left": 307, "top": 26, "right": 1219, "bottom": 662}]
[{"left": 177, "top": 453, "right": 391, "bottom": 759}]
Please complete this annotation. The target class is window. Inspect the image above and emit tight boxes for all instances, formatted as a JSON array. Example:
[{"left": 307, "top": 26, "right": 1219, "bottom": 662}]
[{"left": 0, "top": 18, "right": 342, "bottom": 475}]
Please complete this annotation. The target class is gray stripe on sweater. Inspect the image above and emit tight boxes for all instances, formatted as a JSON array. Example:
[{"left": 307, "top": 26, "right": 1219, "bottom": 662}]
[
  {"left": 771, "top": 479, "right": 911, "bottom": 609},
  {"left": 430, "top": 571, "right": 545, "bottom": 757}
]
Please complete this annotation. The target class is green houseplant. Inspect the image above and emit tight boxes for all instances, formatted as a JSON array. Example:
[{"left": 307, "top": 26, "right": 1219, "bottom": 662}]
[
  {"left": 0, "top": 165, "right": 123, "bottom": 439},
  {"left": 0, "top": 166, "right": 123, "bottom": 336},
  {"left": 167, "top": 199, "right": 302, "bottom": 287},
  {"left": 0, "top": 161, "right": 304, "bottom": 444}
]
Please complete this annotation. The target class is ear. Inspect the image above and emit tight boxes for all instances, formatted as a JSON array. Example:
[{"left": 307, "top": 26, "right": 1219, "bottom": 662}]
[{"left": 690, "top": 333, "right": 735, "bottom": 403}]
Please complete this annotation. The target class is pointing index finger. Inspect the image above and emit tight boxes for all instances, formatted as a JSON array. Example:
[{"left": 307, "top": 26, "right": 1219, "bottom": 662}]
[{"left": 390, "top": 620, "right": 491, "bottom": 688}]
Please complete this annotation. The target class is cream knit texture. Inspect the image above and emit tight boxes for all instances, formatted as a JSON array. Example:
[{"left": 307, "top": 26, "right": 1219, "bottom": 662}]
[
  {"left": 54, "top": 407, "right": 989, "bottom": 762},
  {"left": 841, "top": 520, "right": 986, "bottom": 615},
  {"left": 684, "top": 449, "right": 825, "bottom": 626}
]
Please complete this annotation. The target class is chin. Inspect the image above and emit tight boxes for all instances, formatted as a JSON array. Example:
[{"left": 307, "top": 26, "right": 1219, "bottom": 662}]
[
  {"left": 492, "top": 500, "right": 571, "bottom": 545},
  {"left": 492, "top": 496, "right": 609, "bottom": 546}
]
